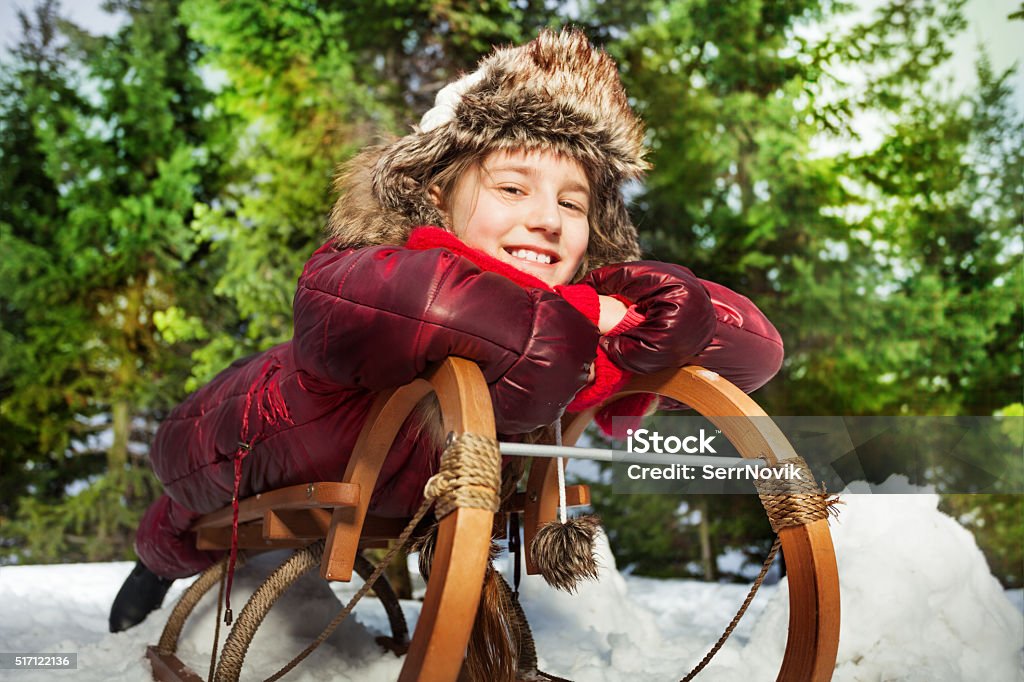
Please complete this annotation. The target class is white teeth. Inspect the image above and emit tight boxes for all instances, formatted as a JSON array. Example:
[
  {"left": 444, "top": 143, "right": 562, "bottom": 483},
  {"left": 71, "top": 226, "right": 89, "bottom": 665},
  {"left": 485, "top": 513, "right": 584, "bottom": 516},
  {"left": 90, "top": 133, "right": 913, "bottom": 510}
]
[{"left": 508, "top": 248, "right": 552, "bottom": 264}]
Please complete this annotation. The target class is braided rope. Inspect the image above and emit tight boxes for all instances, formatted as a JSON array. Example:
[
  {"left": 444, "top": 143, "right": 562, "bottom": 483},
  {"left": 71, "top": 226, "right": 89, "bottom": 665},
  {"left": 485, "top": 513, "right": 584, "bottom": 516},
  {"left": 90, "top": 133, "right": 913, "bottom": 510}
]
[
  {"left": 680, "top": 537, "right": 782, "bottom": 682},
  {"left": 209, "top": 559, "right": 228, "bottom": 681},
  {"left": 157, "top": 557, "right": 234, "bottom": 655},
  {"left": 424, "top": 431, "right": 501, "bottom": 520},
  {"left": 753, "top": 457, "right": 834, "bottom": 532},
  {"left": 214, "top": 542, "right": 326, "bottom": 681},
  {"left": 263, "top": 514, "right": 425, "bottom": 682}
]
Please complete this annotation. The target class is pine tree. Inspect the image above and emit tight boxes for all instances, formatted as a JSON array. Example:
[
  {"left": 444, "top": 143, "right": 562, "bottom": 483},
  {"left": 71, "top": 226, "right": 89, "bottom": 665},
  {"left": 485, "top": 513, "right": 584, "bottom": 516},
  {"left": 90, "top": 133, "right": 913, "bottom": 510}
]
[
  {"left": 0, "top": 0, "right": 88, "bottom": 536},
  {"left": 1, "top": 0, "right": 233, "bottom": 562}
]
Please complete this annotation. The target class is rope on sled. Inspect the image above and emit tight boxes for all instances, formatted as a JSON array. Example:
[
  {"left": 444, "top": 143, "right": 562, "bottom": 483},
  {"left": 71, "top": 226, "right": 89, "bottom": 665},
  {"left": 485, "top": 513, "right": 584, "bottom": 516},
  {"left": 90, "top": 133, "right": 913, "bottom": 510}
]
[
  {"left": 680, "top": 455, "right": 839, "bottom": 682},
  {"left": 679, "top": 536, "right": 782, "bottom": 682},
  {"left": 755, "top": 456, "right": 840, "bottom": 532},
  {"left": 425, "top": 431, "right": 502, "bottom": 519},
  {"left": 156, "top": 556, "right": 236, "bottom": 657},
  {"left": 216, "top": 542, "right": 327, "bottom": 681},
  {"left": 230, "top": 431, "right": 501, "bottom": 682},
  {"left": 209, "top": 558, "right": 227, "bottom": 681}
]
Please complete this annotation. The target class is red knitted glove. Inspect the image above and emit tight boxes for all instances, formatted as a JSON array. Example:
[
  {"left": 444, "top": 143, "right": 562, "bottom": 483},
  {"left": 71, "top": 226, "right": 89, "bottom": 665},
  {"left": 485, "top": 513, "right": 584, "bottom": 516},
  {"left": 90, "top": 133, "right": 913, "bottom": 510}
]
[{"left": 554, "top": 285, "right": 659, "bottom": 436}]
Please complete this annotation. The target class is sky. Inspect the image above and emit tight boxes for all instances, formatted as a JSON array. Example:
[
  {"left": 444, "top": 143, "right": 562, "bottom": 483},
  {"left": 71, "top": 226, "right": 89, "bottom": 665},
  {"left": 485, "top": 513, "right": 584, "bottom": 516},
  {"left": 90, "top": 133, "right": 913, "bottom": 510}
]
[
  {"left": 951, "top": 0, "right": 1023, "bottom": 104},
  {"left": 813, "top": 0, "right": 1024, "bottom": 152}
]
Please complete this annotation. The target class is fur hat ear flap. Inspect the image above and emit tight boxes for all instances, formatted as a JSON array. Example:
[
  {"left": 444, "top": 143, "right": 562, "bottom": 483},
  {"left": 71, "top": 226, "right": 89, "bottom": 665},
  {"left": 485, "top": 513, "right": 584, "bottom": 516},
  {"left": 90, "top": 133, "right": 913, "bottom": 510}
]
[
  {"left": 327, "top": 146, "right": 426, "bottom": 249},
  {"left": 371, "top": 130, "right": 455, "bottom": 230}
]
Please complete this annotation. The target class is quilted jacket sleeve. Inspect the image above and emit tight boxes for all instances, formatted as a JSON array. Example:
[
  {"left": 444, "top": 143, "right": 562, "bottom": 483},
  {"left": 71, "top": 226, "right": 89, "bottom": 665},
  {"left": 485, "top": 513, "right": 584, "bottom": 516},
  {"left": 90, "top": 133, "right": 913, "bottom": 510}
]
[
  {"left": 582, "top": 261, "right": 718, "bottom": 374},
  {"left": 688, "top": 279, "right": 784, "bottom": 394},
  {"left": 292, "top": 244, "right": 599, "bottom": 434}
]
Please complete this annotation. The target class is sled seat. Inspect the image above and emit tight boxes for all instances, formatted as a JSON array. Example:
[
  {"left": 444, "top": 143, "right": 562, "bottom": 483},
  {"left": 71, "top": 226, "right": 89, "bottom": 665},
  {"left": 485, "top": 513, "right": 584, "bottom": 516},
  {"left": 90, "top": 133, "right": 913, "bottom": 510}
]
[
  {"left": 148, "top": 356, "right": 839, "bottom": 682},
  {"left": 187, "top": 481, "right": 589, "bottom": 562}
]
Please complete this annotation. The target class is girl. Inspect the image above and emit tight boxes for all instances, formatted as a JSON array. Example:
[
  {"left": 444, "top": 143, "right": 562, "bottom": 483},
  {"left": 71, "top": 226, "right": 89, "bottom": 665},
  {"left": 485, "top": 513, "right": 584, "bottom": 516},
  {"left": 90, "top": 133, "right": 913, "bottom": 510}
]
[{"left": 110, "top": 28, "right": 783, "bottom": 633}]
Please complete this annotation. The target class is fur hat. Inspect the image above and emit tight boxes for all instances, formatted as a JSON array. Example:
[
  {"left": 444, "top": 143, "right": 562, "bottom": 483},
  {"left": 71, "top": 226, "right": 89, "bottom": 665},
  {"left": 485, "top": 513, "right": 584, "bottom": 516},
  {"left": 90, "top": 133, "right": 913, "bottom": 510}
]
[{"left": 327, "top": 28, "right": 648, "bottom": 274}]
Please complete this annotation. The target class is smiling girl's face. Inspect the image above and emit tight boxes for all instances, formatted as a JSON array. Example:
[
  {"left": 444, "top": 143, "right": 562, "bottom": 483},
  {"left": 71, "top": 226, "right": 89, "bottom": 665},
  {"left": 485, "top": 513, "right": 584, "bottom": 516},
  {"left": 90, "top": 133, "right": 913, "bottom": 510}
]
[{"left": 430, "top": 149, "right": 591, "bottom": 287}]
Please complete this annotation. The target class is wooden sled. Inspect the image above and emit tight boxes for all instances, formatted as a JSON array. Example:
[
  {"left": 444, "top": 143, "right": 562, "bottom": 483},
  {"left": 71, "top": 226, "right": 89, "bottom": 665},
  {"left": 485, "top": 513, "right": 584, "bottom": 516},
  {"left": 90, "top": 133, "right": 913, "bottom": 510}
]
[{"left": 147, "top": 357, "right": 839, "bottom": 682}]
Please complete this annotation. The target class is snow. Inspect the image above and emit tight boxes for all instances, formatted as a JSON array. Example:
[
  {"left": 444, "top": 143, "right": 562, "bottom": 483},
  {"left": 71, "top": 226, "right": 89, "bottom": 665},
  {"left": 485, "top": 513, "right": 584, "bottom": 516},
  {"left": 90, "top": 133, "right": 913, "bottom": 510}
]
[{"left": 1, "top": 483, "right": 1022, "bottom": 681}]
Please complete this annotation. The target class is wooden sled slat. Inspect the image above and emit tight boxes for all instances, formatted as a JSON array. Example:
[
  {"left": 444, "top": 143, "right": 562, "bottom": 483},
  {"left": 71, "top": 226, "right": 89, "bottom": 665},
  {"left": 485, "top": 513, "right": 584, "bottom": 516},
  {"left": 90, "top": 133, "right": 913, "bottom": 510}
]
[
  {"left": 777, "top": 519, "right": 841, "bottom": 681},
  {"left": 196, "top": 521, "right": 308, "bottom": 550},
  {"left": 264, "top": 508, "right": 333, "bottom": 540},
  {"left": 192, "top": 481, "right": 359, "bottom": 531},
  {"left": 320, "top": 378, "right": 433, "bottom": 583},
  {"left": 147, "top": 646, "right": 205, "bottom": 682}
]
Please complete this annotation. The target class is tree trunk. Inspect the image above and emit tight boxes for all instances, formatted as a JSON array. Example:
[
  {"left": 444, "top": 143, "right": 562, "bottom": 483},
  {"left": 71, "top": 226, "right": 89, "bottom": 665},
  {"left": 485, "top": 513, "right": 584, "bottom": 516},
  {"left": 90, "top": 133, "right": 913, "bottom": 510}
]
[
  {"left": 109, "top": 273, "right": 143, "bottom": 480},
  {"left": 110, "top": 400, "right": 130, "bottom": 473},
  {"left": 698, "top": 496, "right": 717, "bottom": 581}
]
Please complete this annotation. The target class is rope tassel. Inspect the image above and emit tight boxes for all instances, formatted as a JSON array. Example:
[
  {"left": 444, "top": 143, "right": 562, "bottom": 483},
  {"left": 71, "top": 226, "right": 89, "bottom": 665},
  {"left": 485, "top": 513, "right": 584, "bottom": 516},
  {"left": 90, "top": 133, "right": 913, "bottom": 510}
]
[
  {"left": 529, "top": 515, "right": 601, "bottom": 593},
  {"left": 528, "top": 418, "right": 602, "bottom": 593}
]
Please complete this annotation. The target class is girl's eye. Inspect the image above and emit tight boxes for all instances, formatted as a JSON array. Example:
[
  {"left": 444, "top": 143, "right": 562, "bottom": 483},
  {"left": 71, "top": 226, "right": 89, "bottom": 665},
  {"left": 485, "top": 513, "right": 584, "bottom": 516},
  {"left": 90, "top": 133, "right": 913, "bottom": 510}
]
[
  {"left": 560, "top": 200, "right": 586, "bottom": 213},
  {"left": 500, "top": 186, "right": 524, "bottom": 196}
]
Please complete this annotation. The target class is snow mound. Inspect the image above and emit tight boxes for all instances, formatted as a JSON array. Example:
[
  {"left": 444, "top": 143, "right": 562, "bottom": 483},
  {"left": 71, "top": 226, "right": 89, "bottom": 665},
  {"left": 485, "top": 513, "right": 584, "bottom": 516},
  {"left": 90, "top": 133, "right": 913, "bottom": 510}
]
[{"left": 741, "top": 477, "right": 1024, "bottom": 680}]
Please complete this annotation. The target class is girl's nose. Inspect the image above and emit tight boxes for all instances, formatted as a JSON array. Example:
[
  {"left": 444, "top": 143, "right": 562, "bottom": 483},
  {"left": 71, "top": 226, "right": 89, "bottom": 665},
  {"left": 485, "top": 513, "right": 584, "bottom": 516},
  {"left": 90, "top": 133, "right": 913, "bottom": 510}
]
[{"left": 525, "top": 197, "right": 561, "bottom": 234}]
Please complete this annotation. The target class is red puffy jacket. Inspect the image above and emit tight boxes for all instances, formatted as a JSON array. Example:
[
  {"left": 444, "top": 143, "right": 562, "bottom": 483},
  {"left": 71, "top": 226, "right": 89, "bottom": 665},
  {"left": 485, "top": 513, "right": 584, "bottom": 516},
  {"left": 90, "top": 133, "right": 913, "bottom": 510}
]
[{"left": 136, "top": 231, "right": 783, "bottom": 578}]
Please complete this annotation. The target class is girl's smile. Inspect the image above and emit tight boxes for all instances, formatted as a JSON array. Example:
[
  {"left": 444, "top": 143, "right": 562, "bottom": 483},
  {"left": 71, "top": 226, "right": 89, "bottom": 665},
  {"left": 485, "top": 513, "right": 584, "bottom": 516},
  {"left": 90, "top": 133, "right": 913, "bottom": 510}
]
[{"left": 431, "top": 149, "right": 591, "bottom": 287}]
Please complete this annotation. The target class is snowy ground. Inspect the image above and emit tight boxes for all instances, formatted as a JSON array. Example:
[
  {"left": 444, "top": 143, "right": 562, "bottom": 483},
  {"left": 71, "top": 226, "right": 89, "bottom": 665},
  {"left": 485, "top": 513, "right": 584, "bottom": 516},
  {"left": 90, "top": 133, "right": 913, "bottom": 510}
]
[{"left": 2, "top": 486, "right": 1022, "bottom": 681}]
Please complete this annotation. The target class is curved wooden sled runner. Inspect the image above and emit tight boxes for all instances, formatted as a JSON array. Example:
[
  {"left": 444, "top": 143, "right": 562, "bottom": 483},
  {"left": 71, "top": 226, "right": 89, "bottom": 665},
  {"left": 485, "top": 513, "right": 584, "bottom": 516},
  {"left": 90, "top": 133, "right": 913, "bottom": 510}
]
[{"left": 147, "top": 359, "right": 839, "bottom": 682}]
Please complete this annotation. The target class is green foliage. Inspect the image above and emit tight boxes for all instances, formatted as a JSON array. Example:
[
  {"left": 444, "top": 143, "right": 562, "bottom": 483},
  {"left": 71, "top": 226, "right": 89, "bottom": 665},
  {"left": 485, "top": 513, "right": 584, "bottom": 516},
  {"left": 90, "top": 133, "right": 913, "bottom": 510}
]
[
  {"left": 1, "top": 0, "right": 232, "bottom": 561},
  {"left": 941, "top": 494, "right": 1024, "bottom": 588},
  {"left": 938, "top": 402, "right": 1024, "bottom": 589},
  {"left": 5, "top": 466, "right": 162, "bottom": 563}
]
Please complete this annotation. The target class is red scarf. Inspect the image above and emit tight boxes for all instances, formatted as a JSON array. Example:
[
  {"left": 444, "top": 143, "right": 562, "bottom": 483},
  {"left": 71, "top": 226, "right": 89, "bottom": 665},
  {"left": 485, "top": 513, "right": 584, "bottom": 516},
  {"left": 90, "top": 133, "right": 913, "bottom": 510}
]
[{"left": 404, "top": 226, "right": 654, "bottom": 432}]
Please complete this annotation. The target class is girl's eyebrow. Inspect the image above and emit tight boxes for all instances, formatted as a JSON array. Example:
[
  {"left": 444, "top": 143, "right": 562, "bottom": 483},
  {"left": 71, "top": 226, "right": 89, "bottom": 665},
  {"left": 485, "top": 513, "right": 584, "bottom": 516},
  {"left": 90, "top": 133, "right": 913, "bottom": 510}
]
[{"left": 487, "top": 164, "right": 590, "bottom": 195}]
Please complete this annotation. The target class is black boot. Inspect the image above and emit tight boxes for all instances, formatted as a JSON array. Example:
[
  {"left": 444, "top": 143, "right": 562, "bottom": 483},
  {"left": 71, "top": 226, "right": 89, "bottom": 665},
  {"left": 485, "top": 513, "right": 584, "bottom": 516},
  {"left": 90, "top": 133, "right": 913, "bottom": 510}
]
[{"left": 108, "top": 561, "right": 175, "bottom": 633}]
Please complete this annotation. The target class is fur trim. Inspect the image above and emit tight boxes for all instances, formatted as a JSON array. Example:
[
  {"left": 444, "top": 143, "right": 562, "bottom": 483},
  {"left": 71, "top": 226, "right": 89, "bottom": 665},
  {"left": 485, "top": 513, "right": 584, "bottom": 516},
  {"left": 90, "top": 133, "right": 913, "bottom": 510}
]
[
  {"left": 327, "top": 146, "right": 444, "bottom": 250},
  {"left": 414, "top": 531, "right": 517, "bottom": 681},
  {"left": 529, "top": 515, "right": 602, "bottom": 593},
  {"left": 326, "top": 28, "right": 646, "bottom": 275}
]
